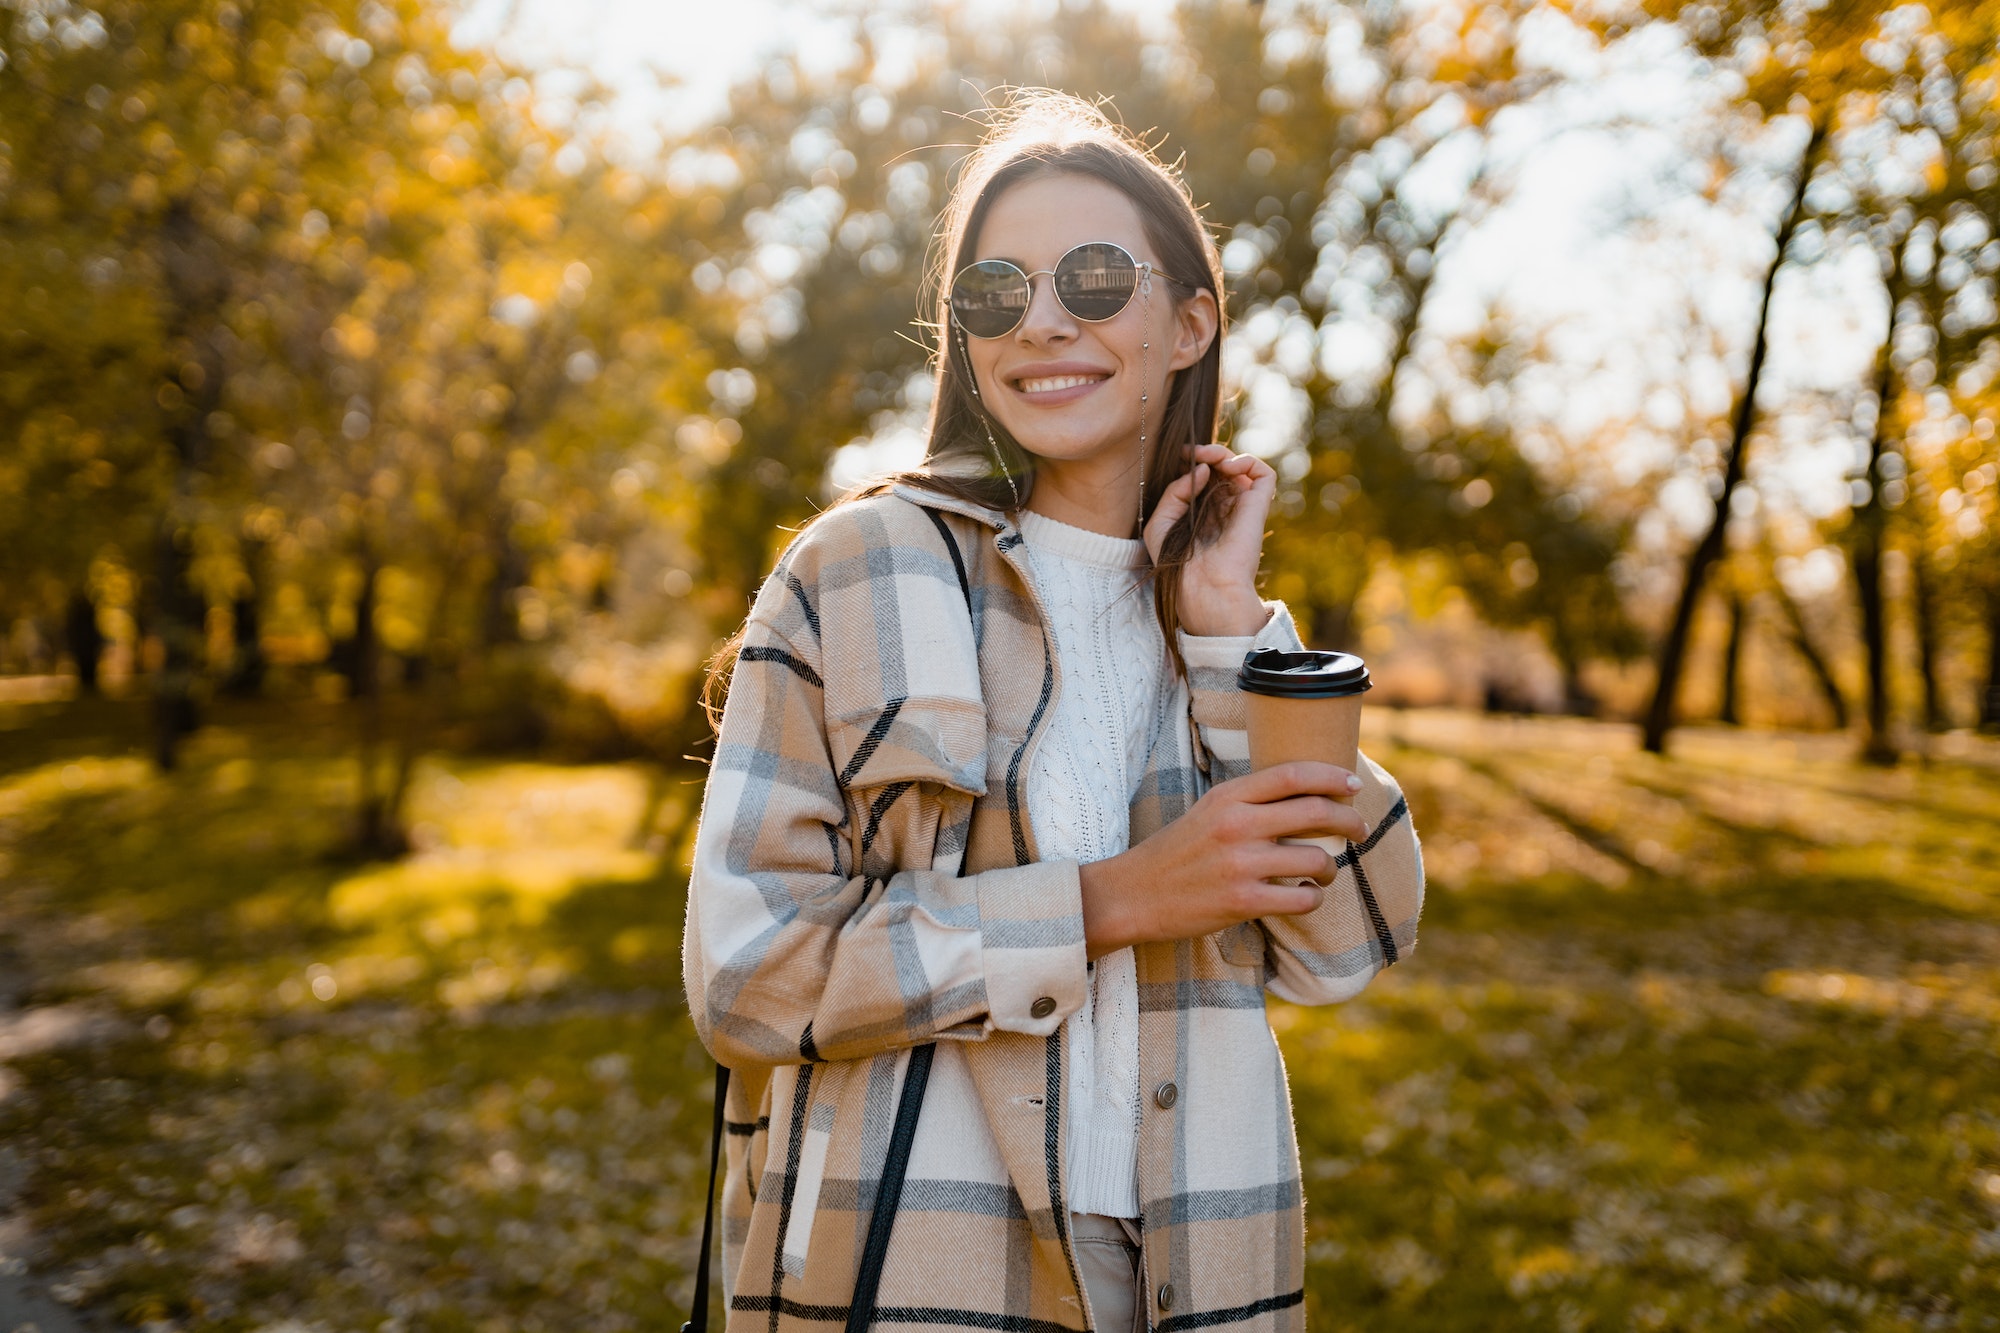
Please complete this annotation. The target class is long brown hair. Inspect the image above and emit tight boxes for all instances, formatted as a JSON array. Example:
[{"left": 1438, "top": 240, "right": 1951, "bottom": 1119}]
[{"left": 706, "top": 91, "right": 1232, "bottom": 727}]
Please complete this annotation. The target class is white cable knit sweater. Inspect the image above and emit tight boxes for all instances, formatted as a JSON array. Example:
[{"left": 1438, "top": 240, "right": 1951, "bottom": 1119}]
[{"left": 1016, "top": 508, "right": 1163, "bottom": 1219}]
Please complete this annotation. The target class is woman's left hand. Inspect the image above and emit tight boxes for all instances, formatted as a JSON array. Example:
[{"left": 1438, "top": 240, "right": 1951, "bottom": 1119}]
[{"left": 1142, "top": 442, "right": 1275, "bottom": 636}]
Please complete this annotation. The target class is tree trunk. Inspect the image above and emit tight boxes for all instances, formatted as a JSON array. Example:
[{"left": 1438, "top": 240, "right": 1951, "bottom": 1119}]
[
  {"left": 372, "top": 539, "right": 475, "bottom": 857},
  {"left": 1852, "top": 540, "right": 1894, "bottom": 760},
  {"left": 1911, "top": 548, "right": 1944, "bottom": 732},
  {"left": 1561, "top": 661, "right": 1597, "bottom": 718},
  {"left": 1852, "top": 250, "right": 1905, "bottom": 767},
  {"left": 225, "top": 591, "right": 265, "bottom": 697},
  {"left": 377, "top": 607, "right": 449, "bottom": 855},
  {"left": 152, "top": 521, "right": 205, "bottom": 770},
  {"left": 481, "top": 518, "right": 527, "bottom": 648},
  {"left": 65, "top": 590, "right": 105, "bottom": 695},
  {"left": 1771, "top": 583, "right": 1850, "bottom": 730},
  {"left": 1982, "top": 587, "right": 2000, "bottom": 733},
  {"left": 151, "top": 199, "right": 226, "bottom": 771},
  {"left": 224, "top": 539, "right": 267, "bottom": 698},
  {"left": 1308, "top": 596, "right": 1357, "bottom": 653},
  {"left": 350, "top": 559, "right": 406, "bottom": 857},
  {"left": 1549, "top": 622, "right": 1598, "bottom": 717},
  {"left": 1642, "top": 117, "right": 1826, "bottom": 755},
  {"left": 1718, "top": 591, "right": 1747, "bottom": 725}
]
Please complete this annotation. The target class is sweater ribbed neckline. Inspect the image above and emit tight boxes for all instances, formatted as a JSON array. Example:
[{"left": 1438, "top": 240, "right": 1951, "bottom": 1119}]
[{"left": 1016, "top": 508, "right": 1147, "bottom": 571}]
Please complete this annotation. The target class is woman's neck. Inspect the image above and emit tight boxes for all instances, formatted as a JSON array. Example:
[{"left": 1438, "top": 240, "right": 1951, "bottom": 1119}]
[{"left": 1024, "top": 458, "right": 1142, "bottom": 539}]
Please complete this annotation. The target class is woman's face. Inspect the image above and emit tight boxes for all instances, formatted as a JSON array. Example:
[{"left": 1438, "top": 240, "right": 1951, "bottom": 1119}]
[{"left": 960, "top": 173, "right": 1217, "bottom": 488}]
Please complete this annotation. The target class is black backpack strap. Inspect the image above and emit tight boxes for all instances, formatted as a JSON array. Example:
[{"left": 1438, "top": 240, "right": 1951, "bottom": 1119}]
[
  {"left": 847, "top": 506, "right": 964, "bottom": 1332},
  {"left": 845, "top": 1041, "right": 936, "bottom": 1333},
  {"left": 682, "top": 1061, "right": 730, "bottom": 1333},
  {"left": 690, "top": 504, "right": 968, "bottom": 1333},
  {"left": 919, "top": 506, "right": 973, "bottom": 612}
]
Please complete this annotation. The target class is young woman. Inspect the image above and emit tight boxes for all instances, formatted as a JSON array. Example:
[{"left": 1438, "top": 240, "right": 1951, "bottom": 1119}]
[{"left": 686, "top": 93, "right": 1423, "bottom": 1332}]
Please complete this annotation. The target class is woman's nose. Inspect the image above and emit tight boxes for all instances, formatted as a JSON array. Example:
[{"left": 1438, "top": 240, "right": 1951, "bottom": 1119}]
[{"left": 1015, "top": 273, "right": 1076, "bottom": 342}]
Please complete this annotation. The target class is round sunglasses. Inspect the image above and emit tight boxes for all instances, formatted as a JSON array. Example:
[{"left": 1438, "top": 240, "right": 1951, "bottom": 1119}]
[{"left": 949, "top": 241, "right": 1197, "bottom": 339}]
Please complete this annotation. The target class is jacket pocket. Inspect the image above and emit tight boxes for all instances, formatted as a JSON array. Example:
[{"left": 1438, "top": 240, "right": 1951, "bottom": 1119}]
[
  {"left": 829, "top": 695, "right": 989, "bottom": 797},
  {"left": 1215, "top": 921, "right": 1266, "bottom": 972},
  {"left": 845, "top": 775, "right": 979, "bottom": 885}
]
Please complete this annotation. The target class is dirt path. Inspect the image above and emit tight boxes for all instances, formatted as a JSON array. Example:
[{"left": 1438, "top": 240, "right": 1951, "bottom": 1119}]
[
  {"left": 0, "top": 941, "right": 119, "bottom": 1333},
  {"left": 2, "top": 1149, "right": 101, "bottom": 1333}
]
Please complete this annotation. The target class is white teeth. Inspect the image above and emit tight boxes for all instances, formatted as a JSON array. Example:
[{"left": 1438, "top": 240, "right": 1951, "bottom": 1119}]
[{"left": 1017, "top": 374, "right": 1106, "bottom": 394}]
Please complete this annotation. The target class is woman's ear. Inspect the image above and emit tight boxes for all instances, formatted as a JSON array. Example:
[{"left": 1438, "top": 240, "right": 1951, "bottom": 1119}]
[{"left": 1167, "top": 287, "right": 1219, "bottom": 372}]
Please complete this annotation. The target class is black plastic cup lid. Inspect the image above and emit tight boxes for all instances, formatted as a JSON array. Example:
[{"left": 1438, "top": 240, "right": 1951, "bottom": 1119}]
[{"left": 1237, "top": 648, "right": 1372, "bottom": 699}]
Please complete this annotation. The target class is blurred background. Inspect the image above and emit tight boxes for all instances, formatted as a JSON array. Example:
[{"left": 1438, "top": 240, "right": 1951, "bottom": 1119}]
[{"left": 1, "top": 0, "right": 1997, "bottom": 1329}]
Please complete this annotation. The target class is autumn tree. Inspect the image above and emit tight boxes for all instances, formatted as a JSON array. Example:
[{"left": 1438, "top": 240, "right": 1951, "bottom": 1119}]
[
  {"left": 1612, "top": 0, "right": 2000, "bottom": 753},
  {"left": 2, "top": 0, "right": 450, "bottom": 764},
  {"left": 1, "top": 0, "right": 727, "bottom": 840},
  {"left": 1807, "top": 2, "right": 2000, "bottom": 755},
  {"left": 240, "top": 12, "right": 722, "bottom": 850},
  {"left": 1165, "top": 0, "right": 1636, "bottom": 671}
]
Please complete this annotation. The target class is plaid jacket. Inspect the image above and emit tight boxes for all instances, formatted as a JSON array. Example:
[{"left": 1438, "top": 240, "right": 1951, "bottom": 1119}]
[{"left": 684, "top": 485, "right": 1424, "bottom": 1332}]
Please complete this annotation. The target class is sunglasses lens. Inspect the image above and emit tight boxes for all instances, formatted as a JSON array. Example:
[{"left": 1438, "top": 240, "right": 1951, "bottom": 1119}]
[
  {"left": 951, "top": 260, "right": 1030, "bottom": 338},
  {"left": 1054, "top": 243, "right": 1138, "bottom": 321}
]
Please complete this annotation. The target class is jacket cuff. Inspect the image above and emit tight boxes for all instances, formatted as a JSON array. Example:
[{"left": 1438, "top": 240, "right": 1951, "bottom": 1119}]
[
  {"left": 974, "top": 859, "right": 1088, "bottom": 1036},
  {"left": 1179, "top": 599, "right": 1306, "bottom": 732}
]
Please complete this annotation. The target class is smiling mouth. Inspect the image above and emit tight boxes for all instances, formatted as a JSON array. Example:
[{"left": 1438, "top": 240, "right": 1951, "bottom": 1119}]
[{"left": 1015, "top": 374, "right": 1109, "bottom": 395}]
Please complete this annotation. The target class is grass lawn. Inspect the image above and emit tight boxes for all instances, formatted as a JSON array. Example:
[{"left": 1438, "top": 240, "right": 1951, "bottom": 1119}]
[{"left": 1, "top": 698, "right": 1996, "bottom": 1331}]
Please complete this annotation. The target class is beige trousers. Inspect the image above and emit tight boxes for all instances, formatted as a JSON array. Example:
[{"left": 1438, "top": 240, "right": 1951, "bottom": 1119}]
[{"left": 1070, "top": 1213, "right": 1143, "bottom": 1333}]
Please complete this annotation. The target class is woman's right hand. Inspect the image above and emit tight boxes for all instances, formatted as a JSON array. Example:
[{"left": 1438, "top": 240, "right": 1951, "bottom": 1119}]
[{"left": 1078, "top": 761, "right": 1369, "bottom": 959}]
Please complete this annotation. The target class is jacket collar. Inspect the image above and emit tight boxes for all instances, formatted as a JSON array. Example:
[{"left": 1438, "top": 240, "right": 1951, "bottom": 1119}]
[{"left": 888, "top": 482, "right": 1017, "bottom": 534}]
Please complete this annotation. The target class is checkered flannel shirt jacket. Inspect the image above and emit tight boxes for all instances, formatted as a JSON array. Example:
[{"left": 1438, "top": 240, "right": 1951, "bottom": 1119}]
[{"left": 684, "top": 485, "right": 1425, "bottom": 1332}]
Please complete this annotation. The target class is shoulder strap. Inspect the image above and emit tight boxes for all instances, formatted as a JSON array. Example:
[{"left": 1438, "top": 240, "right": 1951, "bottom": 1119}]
[
  {"left": 847, "top": 505, "right": 963, "bottom": 1331},
  {"left": 682, "top": 1060, "right": 730, "bottom": 1333},
  {"left": 844, "top": 1041, "right": 936, "bottom": 1333},
  {"left": 919, "top": 505, "right": 973, "bottom": 612},
  {"left": 688, "top": 507, "right": 968, "bottom": 1333}
]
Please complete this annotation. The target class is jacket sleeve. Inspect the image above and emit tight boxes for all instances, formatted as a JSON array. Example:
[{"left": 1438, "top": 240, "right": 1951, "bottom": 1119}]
[
  {"left": 1177, "top": 605, "right": 1425, "bottom": 1006},
  {"left": 683, "top": 536, "right": 1088, "bottom": 1071}
]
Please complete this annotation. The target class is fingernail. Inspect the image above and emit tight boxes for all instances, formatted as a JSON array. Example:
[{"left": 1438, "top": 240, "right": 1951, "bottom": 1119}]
[{"left": 1345, "top": 774, "right": 1363, "bottom": 792}]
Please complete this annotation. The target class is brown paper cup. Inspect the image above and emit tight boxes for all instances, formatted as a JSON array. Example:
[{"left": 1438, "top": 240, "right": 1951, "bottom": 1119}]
[
  {"left": 1244, "top": 691, "right": 1364, "bottom": 837},
  {"left": 1239, "top": 649, "right": 1371, "bottom": 874}
]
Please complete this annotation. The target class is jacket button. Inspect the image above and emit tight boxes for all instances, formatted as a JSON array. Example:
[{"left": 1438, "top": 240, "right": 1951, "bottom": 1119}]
[
  {"left": 1031, "top": 996, "right": 1057, "bottom": 1019},
  {"left": 1158, "top": 1282, "right": 1176, "bottom": 1311},
  {"left": 1154, "top": 1081, "right": 1179, "bottom": 1109}
]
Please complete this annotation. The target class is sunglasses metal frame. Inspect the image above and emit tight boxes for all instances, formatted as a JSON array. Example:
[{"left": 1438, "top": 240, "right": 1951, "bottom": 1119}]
[{"left": 948, "top": 241, "right": 1199, "bottom": 339}]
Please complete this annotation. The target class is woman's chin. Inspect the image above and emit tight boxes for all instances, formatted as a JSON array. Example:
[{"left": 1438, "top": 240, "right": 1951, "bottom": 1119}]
[{"left": 1007, "top": 428, "right": 1136, "bottom": 470}]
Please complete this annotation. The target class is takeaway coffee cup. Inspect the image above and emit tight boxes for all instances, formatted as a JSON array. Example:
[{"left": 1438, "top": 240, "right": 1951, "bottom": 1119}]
[{"left": 1238, "top": 649, "right": 1372, "bottom": 842}]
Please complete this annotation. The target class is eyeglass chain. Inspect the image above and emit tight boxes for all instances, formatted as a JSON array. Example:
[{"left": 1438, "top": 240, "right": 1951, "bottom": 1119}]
[
  {"left": 1138, "top": 265, "right": 1152, "bottom": 539},
  {"left": 960, "top": 262, "right": 1157, "bottom": 526},
  {"left": 959, "top": 325, "right": 1023, "bottom": 511}
]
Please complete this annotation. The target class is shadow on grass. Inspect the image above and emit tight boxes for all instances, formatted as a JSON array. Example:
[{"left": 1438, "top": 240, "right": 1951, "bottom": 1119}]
[
  {"left": 2, "top": 735, "right": 717, "bottom": 1328},
  {"left": 1285, "top": 943, "right": 2000, "bottom": 1330},
  {"left": 1423, "top": 749, "right": 1655, "bottom": 878},
  {"left": 1423, "top": 868, "right": 1983, "bottom": 938},
  {"left": 1673, "top": 748, "right": 2000, "bottom": 823},
  {"left": 0, "top": 696, "right": 151, "bottom": 779},
  {"left": 8, "top": 977, "right": 717, "bottom": 1327},
  {"left": 6, "top": 766, "right": 352, "bottom": 982}
]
